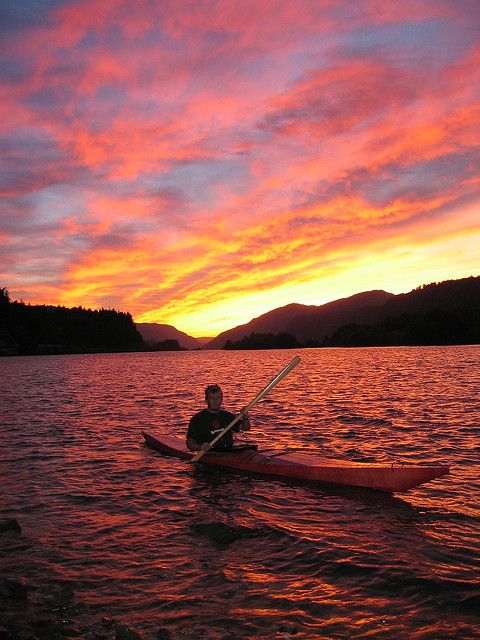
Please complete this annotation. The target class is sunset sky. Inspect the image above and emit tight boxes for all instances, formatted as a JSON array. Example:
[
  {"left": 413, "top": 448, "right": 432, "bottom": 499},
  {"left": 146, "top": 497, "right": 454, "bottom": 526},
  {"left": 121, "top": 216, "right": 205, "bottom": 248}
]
[{"left": 1, "top": 0, "right": 479, "bottom": 337}]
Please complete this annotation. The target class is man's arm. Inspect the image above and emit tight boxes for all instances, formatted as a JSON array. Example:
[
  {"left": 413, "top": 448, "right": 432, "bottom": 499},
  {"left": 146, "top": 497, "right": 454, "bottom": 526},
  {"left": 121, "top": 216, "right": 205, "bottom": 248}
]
[
  {"left": 187, "top": 438, "right": 211, "bottom": 452},
  {"left": 187, "top": 413, "right": 205, "bottom": 451},
  {"left": 186, "top": 437, "right": 200, "bottom": 451},
  {"left": 239, "top": 411, "right": 250, "bottom": 431},
  {"left": 186, "top": 412, "right": 210, "bottom": 452}
]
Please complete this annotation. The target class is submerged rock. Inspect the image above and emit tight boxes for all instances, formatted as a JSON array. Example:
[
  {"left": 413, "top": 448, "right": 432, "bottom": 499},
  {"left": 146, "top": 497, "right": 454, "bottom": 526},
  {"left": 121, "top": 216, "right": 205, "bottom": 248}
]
[
  {"left": 40, "top": 585, "right": 75, "bottom": 608},
  {"left": 278, "top": 622, "right": 299, "bottom": 635},
  {"left": 0, "top": 578, "right": 28, "bottom": 599},
  {"left": 189, "top": 522, "right": 260, "bottom": 544},
  {"left": 115, "top": 621, "right": 143, "bottom": 640},
  {"left": 0, "top": 520, "right": 21, "bottom": 534},
  {"left": 32, "top": 614, "right": 64, "bottom": 640},
  {"left": 0, "top": 542, "right": 32, "bottom": 554}
]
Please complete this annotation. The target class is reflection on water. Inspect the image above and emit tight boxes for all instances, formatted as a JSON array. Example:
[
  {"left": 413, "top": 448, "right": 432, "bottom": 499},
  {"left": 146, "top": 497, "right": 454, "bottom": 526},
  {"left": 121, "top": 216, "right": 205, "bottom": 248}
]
[{"left": 1, "top": 346, "right": 479, "bottom": 639}]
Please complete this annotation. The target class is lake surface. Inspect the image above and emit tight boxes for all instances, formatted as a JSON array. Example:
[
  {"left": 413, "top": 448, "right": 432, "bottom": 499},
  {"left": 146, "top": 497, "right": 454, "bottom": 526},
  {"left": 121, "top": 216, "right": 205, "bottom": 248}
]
[{"left": 1, "top": 346, "right": 479, "bottom": 639}]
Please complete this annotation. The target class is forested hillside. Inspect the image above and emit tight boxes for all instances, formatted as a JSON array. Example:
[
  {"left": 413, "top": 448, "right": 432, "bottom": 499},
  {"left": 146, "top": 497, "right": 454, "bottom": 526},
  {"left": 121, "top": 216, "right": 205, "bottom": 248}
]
[
  {"left": 323, "top": 278, "right": 480, "bottom": 347},
  {"left": 0, "top": 287, "right": 143, "bottom": 356}
]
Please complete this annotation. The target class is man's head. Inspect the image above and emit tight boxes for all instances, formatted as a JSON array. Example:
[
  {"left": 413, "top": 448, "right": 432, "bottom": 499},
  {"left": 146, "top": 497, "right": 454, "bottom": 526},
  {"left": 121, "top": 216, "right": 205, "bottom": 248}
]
[{"left": 205, "top": 383, "right": 223, "bottom": 412}]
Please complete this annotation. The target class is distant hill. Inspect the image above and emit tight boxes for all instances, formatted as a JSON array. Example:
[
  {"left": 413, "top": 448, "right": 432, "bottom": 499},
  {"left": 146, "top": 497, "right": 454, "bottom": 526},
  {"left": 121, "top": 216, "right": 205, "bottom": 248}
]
[
  {"left": 323, "top": 277, "right": 480, "bottom": 347},
  {"left": 204, "top": 277, "right": 480, "bottom": 349},
  {"left": 375, "top": 277, "right": 480, "bottom": 316},
  {"left": 136, "top": 322, "right": 201, "bottom": 349},
  {"left": 0, "top": 287, "right": 143, "bottom": 356},
  {"left": 205, "top": 290, "right": 394, "bottom": 349}
]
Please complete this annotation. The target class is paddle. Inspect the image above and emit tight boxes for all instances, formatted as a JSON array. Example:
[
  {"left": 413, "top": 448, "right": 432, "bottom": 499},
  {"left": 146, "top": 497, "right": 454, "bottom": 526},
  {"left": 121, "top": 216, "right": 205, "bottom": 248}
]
[{"left": 190, "top": 355, "right": 301, "bottom": 463}]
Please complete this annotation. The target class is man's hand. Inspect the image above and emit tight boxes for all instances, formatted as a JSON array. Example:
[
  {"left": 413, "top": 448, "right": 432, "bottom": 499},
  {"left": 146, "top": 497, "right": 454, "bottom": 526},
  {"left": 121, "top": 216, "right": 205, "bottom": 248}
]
[
  {"left": 240, "top": 410, "right": 250, "bottom": 431},
  {"left": 187, "top": 437, "right": 210, "bottom": 452}
]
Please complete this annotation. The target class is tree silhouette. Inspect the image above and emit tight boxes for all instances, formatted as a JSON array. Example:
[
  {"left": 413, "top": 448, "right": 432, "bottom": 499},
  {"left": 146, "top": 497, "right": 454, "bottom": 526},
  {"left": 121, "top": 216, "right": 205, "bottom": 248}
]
[{"left": 0, "top": 287, "right": 144, "bottom": 355}]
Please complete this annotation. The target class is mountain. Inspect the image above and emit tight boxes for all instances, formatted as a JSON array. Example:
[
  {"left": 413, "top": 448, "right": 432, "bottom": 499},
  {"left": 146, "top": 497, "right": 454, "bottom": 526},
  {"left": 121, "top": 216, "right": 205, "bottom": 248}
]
[
  {"left": 286, "top": 290, "right": 395, "bottom": 342},
  {"left": 204, "top": 290, "right": 394, "bottom": 349},
  {"left": 376, "top": 277, "right": 480, "bottom": 317},
  {"left": 135, "top": 322, "right": 201, "bottom": 349},
  {"left": 325, "top": 277, "right": 480, "bottom": 347},
  {"left": 204, "top": 276, "right": 480, "bottom": 349}
]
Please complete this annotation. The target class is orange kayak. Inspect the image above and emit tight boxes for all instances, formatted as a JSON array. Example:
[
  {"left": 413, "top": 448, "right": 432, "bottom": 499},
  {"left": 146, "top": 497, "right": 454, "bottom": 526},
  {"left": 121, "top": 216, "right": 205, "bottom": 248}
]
[{"left": 142, "top": 432, "right": 449, "bottom": 493}]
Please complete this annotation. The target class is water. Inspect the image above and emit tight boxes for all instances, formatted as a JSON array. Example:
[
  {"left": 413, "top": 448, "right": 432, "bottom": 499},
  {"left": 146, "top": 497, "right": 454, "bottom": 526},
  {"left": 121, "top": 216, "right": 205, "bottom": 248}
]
[{"left": 1, "top": 347, "right": 479, "bottom": 639}]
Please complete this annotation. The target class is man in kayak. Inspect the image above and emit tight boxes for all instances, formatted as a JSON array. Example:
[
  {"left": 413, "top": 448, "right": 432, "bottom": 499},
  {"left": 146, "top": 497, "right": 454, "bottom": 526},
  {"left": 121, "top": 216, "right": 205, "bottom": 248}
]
[{"left": 186, "top": 383, "right": 250, "bottom": 452}]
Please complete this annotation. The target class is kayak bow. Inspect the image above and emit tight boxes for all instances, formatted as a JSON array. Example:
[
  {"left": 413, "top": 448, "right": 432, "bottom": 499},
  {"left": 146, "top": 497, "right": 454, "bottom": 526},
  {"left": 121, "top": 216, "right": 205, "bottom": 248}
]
[{"left": 142, "top": 432, "right": 449, "bottom": 493}]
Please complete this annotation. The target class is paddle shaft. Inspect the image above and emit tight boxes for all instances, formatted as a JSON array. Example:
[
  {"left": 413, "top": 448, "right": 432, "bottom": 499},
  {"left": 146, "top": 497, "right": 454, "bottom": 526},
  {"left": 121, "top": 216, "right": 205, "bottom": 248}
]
[{"left": 190, "top": 355, "right": 301, "bottom": 462}]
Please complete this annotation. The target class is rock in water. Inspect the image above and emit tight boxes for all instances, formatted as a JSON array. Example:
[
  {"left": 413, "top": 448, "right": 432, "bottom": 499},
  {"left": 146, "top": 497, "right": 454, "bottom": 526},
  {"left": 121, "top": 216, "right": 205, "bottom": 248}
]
[
  {"left": 189, "top": 522, "right": 258, "bottom": 544},
  {"left": 0, "top": 578, "right": 28, "bottom": 599},
  {"left": 0, "top": 520, "right": 22, "bottom": 534},
  {"left": 0, "top": 625, "right": 13, "bottom": 639},
  {"left": 115, "top": 621, "right": 143, "bottom": 640}
]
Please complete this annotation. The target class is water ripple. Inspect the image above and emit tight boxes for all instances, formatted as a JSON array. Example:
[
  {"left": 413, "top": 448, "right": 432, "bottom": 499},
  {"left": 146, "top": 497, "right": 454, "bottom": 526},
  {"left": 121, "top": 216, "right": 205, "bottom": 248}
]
[{"left": 1, "top": 346, "right": 479, "bottom": 639}]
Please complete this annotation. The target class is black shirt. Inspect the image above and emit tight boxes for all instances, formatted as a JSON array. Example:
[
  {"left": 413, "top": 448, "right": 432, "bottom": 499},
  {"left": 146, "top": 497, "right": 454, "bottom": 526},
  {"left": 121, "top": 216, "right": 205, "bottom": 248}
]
[{"left": 187, "top": 409, "right": 241, "bottom": 451}]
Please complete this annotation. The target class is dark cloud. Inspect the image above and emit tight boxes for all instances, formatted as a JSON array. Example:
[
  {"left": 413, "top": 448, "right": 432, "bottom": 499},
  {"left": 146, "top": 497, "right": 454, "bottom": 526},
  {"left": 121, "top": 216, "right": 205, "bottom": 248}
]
[
  {"left": 0, "top": 128, "right": 90, "bottom": 198},
  {"left": 258, "top": 57, "right": 422, "bottom": 138},
  {"left": 360, "top": 151, "right": 480, "bottom": 207},
  {"left": 285, "top": 146, "right": 480, "bottom": 218},
  {"left": 0, "top": 0, "right": 69, "bottom": 34},
  {"left": 149, "top": 186, "right": 190, "bottom": 218},
  {"left": 0, "top": 57, "right": 31, "bottom": 83},
  {"left": 88, "top": 225, "right": 141, "bottom": 251}
]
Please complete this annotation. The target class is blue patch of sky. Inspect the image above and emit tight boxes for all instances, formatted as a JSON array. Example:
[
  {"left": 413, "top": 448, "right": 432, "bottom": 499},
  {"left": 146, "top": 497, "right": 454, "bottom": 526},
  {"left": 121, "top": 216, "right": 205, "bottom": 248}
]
[
  {"left": 0, "top": 127, "right": 62, "bottom": 167},
  {"left": 0, "top": 56, "right": 32, "bottom": 83},
  {"left": 202, "top": 28, "right": 233, "bottom": 49},
  {"left": 26, "top": 78, "right": 126, "bottom": 127},
  {"left": 0, "top": 0, "right": 68, "bottom": 33},
  {"left": 164, "top": 156, "right": 251, "bottom": 205},
  {"left": 43, "top": 47, "right": 91, "bottom": 86},
  {"left": 32, "top": 184, "right": 87, "bottom": 224},
  {"left": 361, "top": 152, "right": 479, "bottom": 207},
  {"left": 103, "top": 25, "right": 126, "bottom": 50},
  {"left": 77, "top": 29, "right": 99, "bottom": 50},
  {"left": 136, "top": 23, "right": 183, "bottom": 52},
  {"left": 0, "top": 195, "right": 33, "bottom": 232},
  {"left": 1, "top": 186, "right": 83, "bottom": 238},
  {"left": 93, "top": 84, "right": 128, "bottom": 114},
  {"left": 287, "top": 31, "right": 340, "bottom": 72},
  {"left": 26, "top": 86, "right": 64, "bottom": 113},
  {"left": 346, "top": 20, "right": 472, "bottom": 67},
  {"left": 0, "top": 126, "right": 94, "bottom": 193}
]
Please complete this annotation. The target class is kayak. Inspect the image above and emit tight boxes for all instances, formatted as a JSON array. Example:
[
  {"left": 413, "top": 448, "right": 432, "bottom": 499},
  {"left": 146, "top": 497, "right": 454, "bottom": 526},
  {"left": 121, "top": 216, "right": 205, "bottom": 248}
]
[{"left": 141, "top": 432, "right": 449, "bottom": 493}]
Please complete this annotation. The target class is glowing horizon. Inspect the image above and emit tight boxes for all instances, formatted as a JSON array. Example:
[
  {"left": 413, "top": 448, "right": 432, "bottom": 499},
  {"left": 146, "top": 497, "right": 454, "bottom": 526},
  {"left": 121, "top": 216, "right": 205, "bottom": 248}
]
[{"left": 1, "top": 1, "right": 479, "bottom": 337}]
